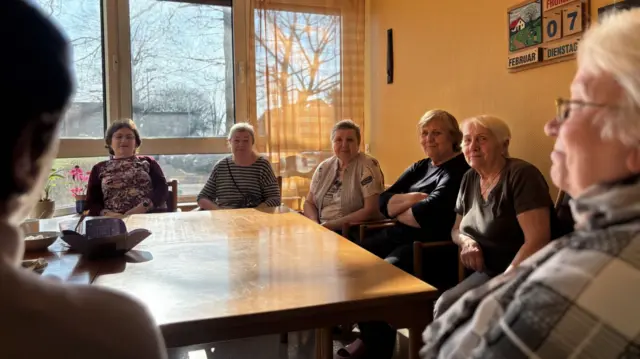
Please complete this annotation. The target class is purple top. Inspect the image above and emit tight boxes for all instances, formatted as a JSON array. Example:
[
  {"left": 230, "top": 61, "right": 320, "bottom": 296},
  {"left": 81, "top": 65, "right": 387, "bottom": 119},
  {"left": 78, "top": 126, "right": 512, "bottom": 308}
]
[{"left": 86, "top": 156, "right": 168, "bottom": 216}]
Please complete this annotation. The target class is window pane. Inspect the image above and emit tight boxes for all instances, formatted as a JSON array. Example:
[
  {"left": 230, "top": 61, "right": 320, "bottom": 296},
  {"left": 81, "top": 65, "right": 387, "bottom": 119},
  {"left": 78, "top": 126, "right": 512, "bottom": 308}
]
[
  {"left": 50, "top": 157, "right": 108, "bottom": 208},
  {"left": 157, "top": 154, "right": 229, "bottom": 197},
  {"left": 129, "top": 1, "right": 234, "bottom": 139},
  {"left": 33, "top": 0, "right": 105, "bottom": 139},
  {"left": 254, "top": 9, "right": 341, "bottom": 150}
]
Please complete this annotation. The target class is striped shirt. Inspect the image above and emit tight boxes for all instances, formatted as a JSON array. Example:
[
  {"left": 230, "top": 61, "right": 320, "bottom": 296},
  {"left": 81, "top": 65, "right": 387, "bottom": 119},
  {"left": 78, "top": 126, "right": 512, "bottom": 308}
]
[{"left": 197, "top": 156, "right": 281, "bottom": 209}]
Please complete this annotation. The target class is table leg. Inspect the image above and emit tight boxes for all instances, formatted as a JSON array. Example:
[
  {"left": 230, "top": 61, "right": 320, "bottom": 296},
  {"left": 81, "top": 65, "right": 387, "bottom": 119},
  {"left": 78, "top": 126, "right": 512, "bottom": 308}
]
[
  {"left": 409, "top": 326, "right": 424, "bottom": 359},
  {"left": 409, "top": 301, "right": 433, "bottom": 359},
  {"left": 315, "top": 327, "right": 332, "bottom": 359}
]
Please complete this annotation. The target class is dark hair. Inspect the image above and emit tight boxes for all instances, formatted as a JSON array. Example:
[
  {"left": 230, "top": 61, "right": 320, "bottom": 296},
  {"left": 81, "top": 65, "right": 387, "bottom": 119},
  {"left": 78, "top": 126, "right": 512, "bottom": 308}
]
[
  {"left": 331, "top": 120, "right": 362, "bottom": 146},
  {"left": 0, "top": 0, "right": 73, "bottom": 201},
  {"left": 105, "top": 119, "right": 142, "bottom": 155}
]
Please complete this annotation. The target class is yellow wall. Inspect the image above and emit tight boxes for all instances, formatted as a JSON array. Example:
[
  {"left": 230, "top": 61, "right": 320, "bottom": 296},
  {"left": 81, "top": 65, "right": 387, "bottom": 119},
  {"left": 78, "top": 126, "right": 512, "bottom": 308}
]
[{"left": 367, "top": 0, "right": 610, "bottom": 196}]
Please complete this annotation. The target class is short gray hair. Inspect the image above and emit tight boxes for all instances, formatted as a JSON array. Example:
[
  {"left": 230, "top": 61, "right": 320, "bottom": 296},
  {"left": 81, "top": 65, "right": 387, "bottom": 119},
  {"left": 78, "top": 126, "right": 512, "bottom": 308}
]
[
  {"left": 578, "top": 9, "right": 640, "bottom": 146},
  {"left": 417, "top": 109, "right": 463, "bottom": 152},
  {"left": 461, "top": 115, "right": 511, "bottom": 157},
  {"left": 227, "top": 122, "right": 255, "bottom": 144},
  {"left": 331, "top": 120, "right": 361, "bottom": 146}
]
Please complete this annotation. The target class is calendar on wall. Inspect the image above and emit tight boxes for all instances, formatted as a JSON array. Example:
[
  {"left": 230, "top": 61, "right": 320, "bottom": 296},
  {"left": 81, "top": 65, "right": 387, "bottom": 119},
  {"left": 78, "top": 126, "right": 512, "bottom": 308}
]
[{"left": 507, "top": 0, "right": 589, "bottom": 72}]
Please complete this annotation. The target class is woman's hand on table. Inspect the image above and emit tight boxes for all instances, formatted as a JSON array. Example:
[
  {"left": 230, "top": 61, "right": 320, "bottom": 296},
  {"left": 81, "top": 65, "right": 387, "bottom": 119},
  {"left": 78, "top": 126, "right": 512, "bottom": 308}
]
[
  {"left": 321, "top": 220, "right": 339, "bottom": 230},
  {"left": 125, "top": 203, "right": 151, "bottom": 216},
  {"left": 459, "top": 237, "right": 484, "bottom": 272},
  {"left": 102, "top": 210, "right": 124, "bottom": 218}
]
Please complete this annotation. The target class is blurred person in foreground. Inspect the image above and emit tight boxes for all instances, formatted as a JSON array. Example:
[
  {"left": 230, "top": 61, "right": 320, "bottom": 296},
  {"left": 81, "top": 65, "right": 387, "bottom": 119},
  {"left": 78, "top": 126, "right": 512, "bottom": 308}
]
[{"left": 0, "top": 1, "right": 167, "bottom": 358}]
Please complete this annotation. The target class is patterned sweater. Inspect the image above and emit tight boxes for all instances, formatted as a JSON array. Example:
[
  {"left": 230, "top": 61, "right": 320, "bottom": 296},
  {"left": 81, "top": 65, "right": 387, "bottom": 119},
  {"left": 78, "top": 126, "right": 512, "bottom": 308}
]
[
  {"left": 421, "top": 174, "right": 640, "bottom": 358},
  {"left": 86, "top": 156, "right": 168, "bottom": 215}
]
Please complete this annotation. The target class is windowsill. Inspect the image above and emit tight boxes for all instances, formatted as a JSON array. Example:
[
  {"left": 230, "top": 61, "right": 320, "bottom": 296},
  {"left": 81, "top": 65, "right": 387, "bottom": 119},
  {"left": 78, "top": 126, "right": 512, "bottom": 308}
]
[{"left": 53, "top": 205, "right": 77, "bottom": 218}]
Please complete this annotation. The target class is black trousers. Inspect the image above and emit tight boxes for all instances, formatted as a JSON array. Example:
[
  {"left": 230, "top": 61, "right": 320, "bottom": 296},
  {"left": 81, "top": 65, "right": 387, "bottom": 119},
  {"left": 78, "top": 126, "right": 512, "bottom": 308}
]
[{"left": 356, "top": 228, "right": 415, "bottom": 359}]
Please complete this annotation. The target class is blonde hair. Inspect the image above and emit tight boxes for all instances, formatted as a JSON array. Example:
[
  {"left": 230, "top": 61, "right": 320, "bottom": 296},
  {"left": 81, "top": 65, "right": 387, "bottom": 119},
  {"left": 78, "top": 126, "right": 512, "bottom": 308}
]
[
  {"left": 578, "top": 9, "right": 640, "bottom": 146},
  {"left": 227, "top": 122, "right": 256, "bottom": 144},
  {"left": 461, "top": 115, "right": 511, "bottom": 157},
  {"left": 418, "top": 109, "right": 463, "bottom": 151}
]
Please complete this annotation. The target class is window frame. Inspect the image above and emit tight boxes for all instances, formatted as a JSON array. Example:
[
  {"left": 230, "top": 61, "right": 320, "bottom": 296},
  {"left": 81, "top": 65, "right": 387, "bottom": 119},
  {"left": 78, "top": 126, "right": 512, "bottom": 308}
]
[
  {"left": 52, "top": 0, "right": 348, "bottom": 209},
  {"left": 57, "top": 0, "right": 248, "bottom": 158}
]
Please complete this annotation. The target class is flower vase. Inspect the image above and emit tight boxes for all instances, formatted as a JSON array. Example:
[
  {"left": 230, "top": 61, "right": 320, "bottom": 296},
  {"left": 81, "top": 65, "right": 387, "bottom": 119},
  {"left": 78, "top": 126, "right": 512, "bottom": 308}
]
[
  {"left": 75, "top": 195, "right": 87, "bottom": 214},
  {"left": 32, "top": 200, "right": 55, "bottom": 219}
]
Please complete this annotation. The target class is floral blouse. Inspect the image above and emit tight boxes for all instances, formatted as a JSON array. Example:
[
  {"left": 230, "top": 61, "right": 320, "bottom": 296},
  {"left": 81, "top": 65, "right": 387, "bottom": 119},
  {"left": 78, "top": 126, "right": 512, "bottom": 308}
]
[{"left": 86, "top": 156, "right": 168, "bottom": 215}]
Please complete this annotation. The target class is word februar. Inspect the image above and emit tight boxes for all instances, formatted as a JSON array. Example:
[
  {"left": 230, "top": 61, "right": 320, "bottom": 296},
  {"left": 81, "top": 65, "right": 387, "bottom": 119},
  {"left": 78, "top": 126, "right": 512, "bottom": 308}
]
[{"left": 508, "top": 48, "right": 540, "bottom": 68}]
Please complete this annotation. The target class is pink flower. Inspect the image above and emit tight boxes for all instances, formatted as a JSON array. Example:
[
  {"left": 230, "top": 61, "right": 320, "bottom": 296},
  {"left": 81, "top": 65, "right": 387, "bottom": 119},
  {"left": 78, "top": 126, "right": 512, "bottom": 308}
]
[{"left": 69, "top": 166, "right": 83, "bottom": 178}]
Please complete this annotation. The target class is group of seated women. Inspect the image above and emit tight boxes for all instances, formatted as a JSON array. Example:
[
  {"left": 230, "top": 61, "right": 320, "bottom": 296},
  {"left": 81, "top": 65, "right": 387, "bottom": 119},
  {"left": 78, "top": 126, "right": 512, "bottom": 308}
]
[
  {"left": 311, "top": 114, "right": 567, "bottom": 358},
  {"left": 86, "top": 110, "right": 566, "bottom": 359},
  {"left": 7, "top": 2, "right": 638, "bottom": 358},
  {"left": 85, "top": 120, "right": 282, "bottom": 216}
]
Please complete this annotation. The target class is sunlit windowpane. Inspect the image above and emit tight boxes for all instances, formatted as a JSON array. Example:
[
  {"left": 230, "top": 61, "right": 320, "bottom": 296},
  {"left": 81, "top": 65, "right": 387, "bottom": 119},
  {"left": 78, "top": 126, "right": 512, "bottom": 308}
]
[
  {"left": 32, "top": 0, "right": 105, "bottom": 138},
  {"left": 129, "top": 0, "right": 235, "bottom": 138}
]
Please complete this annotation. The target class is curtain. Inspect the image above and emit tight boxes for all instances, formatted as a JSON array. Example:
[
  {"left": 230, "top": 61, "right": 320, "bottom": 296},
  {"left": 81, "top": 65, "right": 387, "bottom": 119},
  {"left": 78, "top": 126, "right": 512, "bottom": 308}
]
[{"left": 250, "top": 0, "right": 365, "bottom": 210}]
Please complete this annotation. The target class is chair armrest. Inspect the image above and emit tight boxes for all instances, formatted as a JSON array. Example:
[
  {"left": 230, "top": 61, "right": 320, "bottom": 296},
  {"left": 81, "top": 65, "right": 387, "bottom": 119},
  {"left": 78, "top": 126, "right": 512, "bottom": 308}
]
[
  {"left": 342, "top": 219, "right": 397, "bottom": 242},
  {"left": 413, "top": 240, "right": 463, "bottom": 282}
]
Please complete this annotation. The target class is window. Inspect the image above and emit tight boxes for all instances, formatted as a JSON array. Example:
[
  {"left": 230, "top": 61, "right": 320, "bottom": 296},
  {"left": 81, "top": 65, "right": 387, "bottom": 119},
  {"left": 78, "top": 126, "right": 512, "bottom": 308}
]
[
  {"left": 129, "top": 0, "right": 235, "bottom": 139},
  {"left": 156, "top": 154, "right": 228, "bottom": 197},
  {"left": 33, "top": 0, "right": 105, "bottom": 139},
  {"left": 33, "top": 0, "right": 363, "bottom": 210},
  {"left": 50, "top": 157, "right": 108, "bottom": 208}
]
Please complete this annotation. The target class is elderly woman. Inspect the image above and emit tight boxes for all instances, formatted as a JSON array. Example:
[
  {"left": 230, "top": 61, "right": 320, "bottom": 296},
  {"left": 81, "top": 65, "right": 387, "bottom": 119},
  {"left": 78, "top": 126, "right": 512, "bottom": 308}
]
[
  {"left": 0, "top": 1, "right": 166, "bottom": 357},
  {"left": 336, "top": 110, "right": 469, "bottom": 359},
  {"left": 432, "top": 115, "right": 556, "bottom": 318},
  {"left": 422, "top": 10, "right": 640, "bottom": 358},
  {"left": 361, "top": 110, "right": 469, "bottom": 270},
  {"left": 304, "top": 120, "right": 384, "bottom": 232},
  {"left": 85, "top": 120, "right": 169, "bottom": 216},
  {"left": 197, "top": 123, "right": 280, "bottom": 209}
]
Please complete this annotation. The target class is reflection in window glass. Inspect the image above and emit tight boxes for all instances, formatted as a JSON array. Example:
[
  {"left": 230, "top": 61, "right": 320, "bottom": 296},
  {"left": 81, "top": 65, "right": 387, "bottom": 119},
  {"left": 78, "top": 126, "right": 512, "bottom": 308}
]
[
  {"left": 129, "top": 1, "right": 234, "bottom": 139},
  {"left": 33, "top": 0, "right": 105, "bottom": 139}
]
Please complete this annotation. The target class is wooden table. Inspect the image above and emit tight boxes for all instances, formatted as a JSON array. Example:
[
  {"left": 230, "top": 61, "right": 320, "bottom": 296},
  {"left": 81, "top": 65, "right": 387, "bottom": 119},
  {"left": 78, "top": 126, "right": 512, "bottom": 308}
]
[{"left": 29, "top": 208, "right": 438, "bottom": 358}]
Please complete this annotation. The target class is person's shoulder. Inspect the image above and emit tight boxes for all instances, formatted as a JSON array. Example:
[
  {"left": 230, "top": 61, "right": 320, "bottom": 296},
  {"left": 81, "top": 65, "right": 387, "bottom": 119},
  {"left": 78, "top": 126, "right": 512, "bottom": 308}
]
[
  {"left": 256, "top": 155, "right": 274, "bottom": 166},
  {"left": 1, "top": 269, "right": 165, "bottom": 359},
  {"left": 505, "top": 158, "right": 547, "bottom": 184},
  {"left": 60, "top": 284, "right": 165, "bottom": 357},
  {"left": 91, "top": 160, "right": 110, "bottom": 171},
  {"left": 213, "top": 156, "right": 232, "bottom": 168},
  {"left": 407, "top": 158, "right": 431, "bottom": 173},
  {"left": 506, "top": 157, "right": 542, "bottom": 174},
  {"left": 317, "top": 155, "right": 338, "bottom": 170},
  {"left": 359, "top": 153, "right": 382, "bottom": 168},
  {"left": 137, "top": 155, "right": 158, "bottom": 163}
]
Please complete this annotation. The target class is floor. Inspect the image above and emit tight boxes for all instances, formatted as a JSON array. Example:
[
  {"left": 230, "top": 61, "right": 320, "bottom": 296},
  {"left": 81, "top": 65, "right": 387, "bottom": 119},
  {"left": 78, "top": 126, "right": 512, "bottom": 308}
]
[{"left": 168, "top": 329, "right": 411, "bottom": 359}]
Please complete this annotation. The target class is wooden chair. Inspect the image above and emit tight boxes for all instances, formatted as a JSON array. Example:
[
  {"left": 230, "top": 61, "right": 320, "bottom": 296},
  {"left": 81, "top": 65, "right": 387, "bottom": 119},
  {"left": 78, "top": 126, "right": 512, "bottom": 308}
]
[
  {"left": 166, "top": 180, "right": 179, "bottom": 212},
  {"left": 343, "top": 220, "right": 465, "bottom": 286}
]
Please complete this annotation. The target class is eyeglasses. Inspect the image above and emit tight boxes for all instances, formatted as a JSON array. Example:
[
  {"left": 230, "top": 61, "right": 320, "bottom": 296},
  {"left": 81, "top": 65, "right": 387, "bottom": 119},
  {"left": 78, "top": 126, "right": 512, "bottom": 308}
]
[
  {"left": 555, "top": 98, "right": 617, "bottom": 124},
  {"left": 114, "top": 135, "right": 135, "bottom": 141}
]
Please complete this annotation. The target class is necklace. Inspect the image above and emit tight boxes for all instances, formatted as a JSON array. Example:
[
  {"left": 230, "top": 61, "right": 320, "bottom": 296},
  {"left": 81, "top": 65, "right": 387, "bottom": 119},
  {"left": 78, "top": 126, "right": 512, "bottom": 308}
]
[{"left": 480, "top": 167, "right": 505, "bottom": 199}]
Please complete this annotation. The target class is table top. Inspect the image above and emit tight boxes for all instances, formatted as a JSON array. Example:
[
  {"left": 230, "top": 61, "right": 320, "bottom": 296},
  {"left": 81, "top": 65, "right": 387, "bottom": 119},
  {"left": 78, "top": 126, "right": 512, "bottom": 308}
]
[{"left": 91, "top": 208, "right": 437, "bottom": 329}]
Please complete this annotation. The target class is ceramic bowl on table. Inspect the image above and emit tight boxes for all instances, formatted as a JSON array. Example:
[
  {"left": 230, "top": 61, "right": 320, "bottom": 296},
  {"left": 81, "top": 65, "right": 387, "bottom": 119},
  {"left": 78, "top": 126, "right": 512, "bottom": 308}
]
[{"left": 24, "top": 231, "right": 59, "bottom": 252}]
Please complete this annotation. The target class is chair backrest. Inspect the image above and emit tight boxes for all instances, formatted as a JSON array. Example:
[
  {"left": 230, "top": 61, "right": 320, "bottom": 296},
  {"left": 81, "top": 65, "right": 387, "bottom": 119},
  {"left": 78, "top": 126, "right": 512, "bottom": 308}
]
[
  {"left": 554, "top": 190, "right": 574, "bottom": 237},
  {"left": 277, "top": 176, "right": 283, "bottom": 195},
  {"left": 167, "top": 180, "right": 179, "bottom": 212}
]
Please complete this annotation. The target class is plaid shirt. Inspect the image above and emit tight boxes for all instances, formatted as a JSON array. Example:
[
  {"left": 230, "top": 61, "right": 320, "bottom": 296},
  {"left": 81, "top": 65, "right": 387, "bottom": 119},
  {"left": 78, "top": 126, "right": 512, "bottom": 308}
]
[{"left": 421, "top": 175, "right": 640, "bottom": 359}]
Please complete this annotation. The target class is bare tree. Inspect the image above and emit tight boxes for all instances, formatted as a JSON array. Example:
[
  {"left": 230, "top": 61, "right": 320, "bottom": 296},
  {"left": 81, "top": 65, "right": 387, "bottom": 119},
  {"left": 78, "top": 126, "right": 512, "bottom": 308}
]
[{"left": 255, "top": 10, "right": 341, "bottom": 108}]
